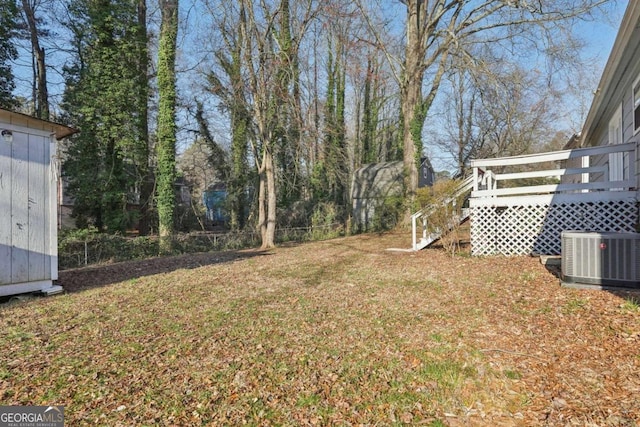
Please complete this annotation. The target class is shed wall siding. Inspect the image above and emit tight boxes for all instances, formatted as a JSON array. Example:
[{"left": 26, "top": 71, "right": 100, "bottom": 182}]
[
  {"left": 0, "top": 127, "right": 52, "bottom": 287},
  {"left": 0, "top": 125, "right": 12, "bottom": 285},
  {"left": 11, "top": 129, "right": 30, "bottom": 283}
]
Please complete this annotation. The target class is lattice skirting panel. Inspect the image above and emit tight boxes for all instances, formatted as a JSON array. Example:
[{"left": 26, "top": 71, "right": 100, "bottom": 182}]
[{"left": 471, "top": 200, "right": 639, "bottom": 256}]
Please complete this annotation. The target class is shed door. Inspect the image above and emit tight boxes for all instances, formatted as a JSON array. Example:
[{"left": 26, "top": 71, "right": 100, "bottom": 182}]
[{"left": 0, "top": 129, "right": 51, "bottom": 286}]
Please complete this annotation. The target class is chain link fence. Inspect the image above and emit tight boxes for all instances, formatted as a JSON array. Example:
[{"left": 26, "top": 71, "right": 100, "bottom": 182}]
[{"left": 59, "top": 224, "right": 344, "bottom": 270}]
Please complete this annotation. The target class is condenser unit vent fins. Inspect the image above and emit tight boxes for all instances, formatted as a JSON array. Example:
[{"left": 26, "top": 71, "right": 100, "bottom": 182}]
[{"left": 561, "top": 231, "right": 640, "bottom": 288}]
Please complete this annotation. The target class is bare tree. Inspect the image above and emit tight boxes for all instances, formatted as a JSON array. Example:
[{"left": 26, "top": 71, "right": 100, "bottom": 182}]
[
  {"left": 177, "top": 136, "right": 217, "bottom": 204},
  {"left": 357, "top": 0, "right": 612, "bottom": 211},
  {"left": 20, "top": 0, "right": 48, "bottom": 119},
  {"left": 238, "top": 0, "right": 316, "bottom": 248},
  {"left": 432, "top": 51, "right": 563, "bottom": 176}
]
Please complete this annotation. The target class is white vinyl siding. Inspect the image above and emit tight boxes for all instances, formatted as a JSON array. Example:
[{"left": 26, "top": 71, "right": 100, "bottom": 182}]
[
  {"left": 0, "top": 126, "right": 56, "bottom": 289},
  {"left": 634, "top": 77, "right": 640, "bottom": 194},
  {"left": 608, "top": 104, "right": 627, "bottom": 190},
  {"left": 633, "top": 75, "right": 640, "bottom": 134}
]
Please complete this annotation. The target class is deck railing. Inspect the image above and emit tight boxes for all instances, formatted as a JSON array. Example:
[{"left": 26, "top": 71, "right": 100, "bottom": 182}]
[
  {"left": 408, "top": 143, "right": 637, "bottom": 254},
  {"left": 411, "top": 175, "right": 475, "bottom": 250},
  {"left": 471, "top": 142, "right": 636, "bottom": 204},
  {"left": 468, "top": 142, "right": 638, "bottom": 255}
]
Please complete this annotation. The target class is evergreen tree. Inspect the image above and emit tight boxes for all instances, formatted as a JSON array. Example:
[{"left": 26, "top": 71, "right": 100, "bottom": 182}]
[
  {"left": 0, "top": 0, "right": 19, "bottom": 110},
  {"left": 61, "top": 0, "right": 150, "bottom": 232},
  {"left": 318, "top": 35, "right": 347, "bottom": 206}
]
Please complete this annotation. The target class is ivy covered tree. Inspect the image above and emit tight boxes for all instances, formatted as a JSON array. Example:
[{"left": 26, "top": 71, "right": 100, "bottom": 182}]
[
  {"left": 313, "top": 34, "right": 346, "bottom": 206},
  {"left": 61, "top": 0, "right": 149, "bottom": 233},
  {"left": 156, "top": 0, "right": 179, "bottom": 252},
  {"left": 273, "top": 0, "right": 304, "bottom": 208},
  {"left": 0, "top": 0, "right": 19, "bottom": 110}
]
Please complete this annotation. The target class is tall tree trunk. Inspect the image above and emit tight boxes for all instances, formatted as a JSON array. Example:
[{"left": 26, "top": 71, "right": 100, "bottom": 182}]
[
  {"left": 313, "top": 34, "right": 320, "bottom": 167},
  {"left": 136, "top": 0, "right": 152, "bottom": 236},
  {"left": 258, "top": 162, "right": 267, "bottom": 245},
  {"left": 400, "top": 0, "right": 425, "bottom": 210},
  {"left": 21, "top": 0, "right": 48, "bottom": 120},
  {"left": 156, "top": 0, "right": 178, "bottom": 252},
  {"left": 254, "top": 133, "right": 277, "bottom": 249},
  {"left": 240, "top": 0, "right": 279, "bottom": 249},
  {"left": 400, "top": 0, "right": 449, "bottom": 215},
  {"left": 256, "top": 147, "right": 276, "bottom": 249},
  {"left": 230, "top": 106, "right": 248, "bottom": 230},
  {"left": 264, "top": 148, "right": 276, "bottom": 249},
  {"left": 361, "top": 56, "right": 372, "bottom": 165}
]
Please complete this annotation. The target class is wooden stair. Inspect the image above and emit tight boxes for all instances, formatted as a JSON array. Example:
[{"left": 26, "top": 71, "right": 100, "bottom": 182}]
[
  {"left": 414, "top": 209, "right": 470, "bottom": 250},
  {"left": 411, "top": 176, "right": 474, "bottom": 251}
]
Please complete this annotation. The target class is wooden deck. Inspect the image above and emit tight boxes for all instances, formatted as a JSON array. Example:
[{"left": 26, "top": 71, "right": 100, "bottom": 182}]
[{"left": 468, "top": 143, "right": 638, "bottom": 255}]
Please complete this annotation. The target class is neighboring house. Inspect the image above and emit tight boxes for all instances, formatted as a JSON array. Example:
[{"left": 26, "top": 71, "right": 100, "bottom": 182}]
[
  {"left": 0, "top": 109, "right": 76, "bottom": 297},
  {"left": 414, "top": 3, "right": 639, "bottom": 258},
  {"left": 352, "top": 158, "right": 434, "bottom": 231},
  {"left": 175, "top": 176, "right": 192, "bottom": 206},
  {"left": 418, "top": 156, "right": 436, "bottom": 188},
  {"left": 203, "top": 182, "right": 228, "bottom": 225}
]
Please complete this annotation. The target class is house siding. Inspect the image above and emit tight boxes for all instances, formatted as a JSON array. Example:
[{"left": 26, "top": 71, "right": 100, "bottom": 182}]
[
  {"left": 637, "top": 138, "right": 640, "bottom": 196},
  {"left": 572, "top": 2, "right": 640, "bottom": 207},
  {"left": 469, "top": 3, "right": 640, "bottom": 257},
  {"left": 629, "top": 78, "right": 640, "bottom": 194},
  {"left": 586, "top": 68, "right": 640, "bottom": 188}
]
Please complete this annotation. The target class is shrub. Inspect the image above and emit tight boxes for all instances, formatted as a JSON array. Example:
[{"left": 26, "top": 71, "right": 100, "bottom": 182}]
[
  {"left": 415, "top": 179, "right": 466, "bottom": 256},
  {"left": 371, "top": 195, "right": 405, "bottom": 232},
  {"left": 309, "top": 202, "right": 344, "bottom": 241}
]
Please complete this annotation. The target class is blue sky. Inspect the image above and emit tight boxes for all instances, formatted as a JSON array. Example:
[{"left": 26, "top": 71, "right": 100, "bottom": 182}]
[
  {"left": 427, "top": 1, "right": 628, "bottom": 172},
  {"left": 581, "top": 1, "right": 627, "bottom": 59},
  {"left": 10, "top": 0, "right": 629, "bottom": 172}
]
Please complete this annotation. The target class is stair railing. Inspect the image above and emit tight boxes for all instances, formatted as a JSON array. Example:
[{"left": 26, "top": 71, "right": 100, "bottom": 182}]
[{"left": 411, "top": 175, "right": 478, "bottom": 251}]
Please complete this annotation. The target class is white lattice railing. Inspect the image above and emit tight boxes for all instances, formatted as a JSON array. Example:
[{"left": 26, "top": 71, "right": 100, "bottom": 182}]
[{"left": 470, "top": 143, "right": 638, "bottom": 256}]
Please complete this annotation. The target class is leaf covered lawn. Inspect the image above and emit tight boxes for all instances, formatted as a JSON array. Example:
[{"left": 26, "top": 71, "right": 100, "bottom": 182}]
[{"left": 1, "top": 232, "right": 639, "bottom": 426}]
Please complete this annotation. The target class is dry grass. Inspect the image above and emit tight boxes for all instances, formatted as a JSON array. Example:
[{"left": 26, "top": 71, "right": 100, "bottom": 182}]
[{"left": 1, "top": 231, "right": 639, "bottom": 426}]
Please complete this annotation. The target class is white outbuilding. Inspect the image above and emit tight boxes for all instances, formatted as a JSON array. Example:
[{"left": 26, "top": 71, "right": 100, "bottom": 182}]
[{"left": 0, "top": 109, "right": 76, "bottom": 297}]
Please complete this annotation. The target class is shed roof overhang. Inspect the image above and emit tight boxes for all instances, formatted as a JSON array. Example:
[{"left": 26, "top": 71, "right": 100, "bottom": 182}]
[
  {"left": 579, "top": 2, "right": 640, "bottom": 147},
  {"left": 0, "top": 108, "right": 77, "bottom": 140}
]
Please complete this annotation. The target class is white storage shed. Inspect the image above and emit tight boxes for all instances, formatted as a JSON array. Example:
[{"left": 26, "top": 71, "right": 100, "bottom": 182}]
[{"left": 0, "top": 109, "right": 76, "bottom": 297}]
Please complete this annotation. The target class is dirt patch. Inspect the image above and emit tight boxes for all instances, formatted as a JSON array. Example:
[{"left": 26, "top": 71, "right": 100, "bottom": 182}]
[{"left": 57, "top": 249, "right": 271, "bottom": 292}]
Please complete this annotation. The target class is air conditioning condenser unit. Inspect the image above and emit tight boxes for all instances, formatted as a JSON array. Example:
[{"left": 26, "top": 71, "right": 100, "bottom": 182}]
[{"left": 561, "top": 231, "right": 640, "bottom": 289}]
